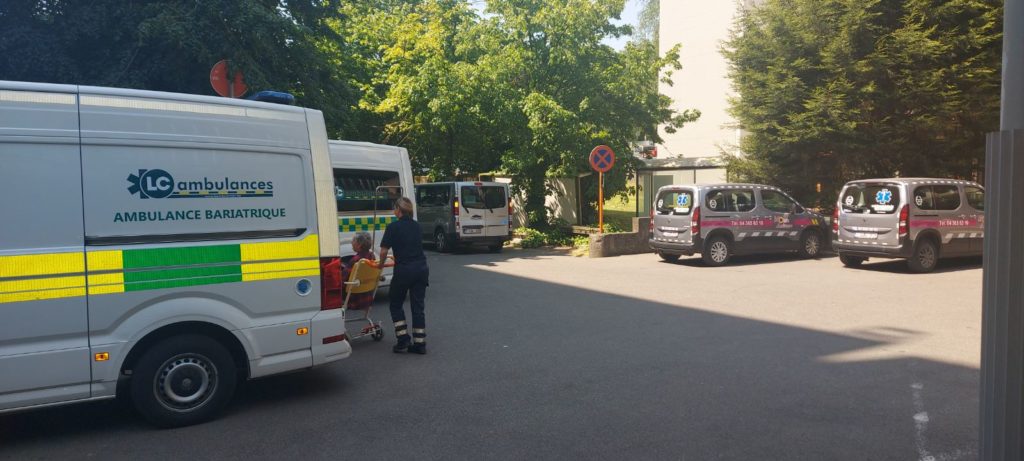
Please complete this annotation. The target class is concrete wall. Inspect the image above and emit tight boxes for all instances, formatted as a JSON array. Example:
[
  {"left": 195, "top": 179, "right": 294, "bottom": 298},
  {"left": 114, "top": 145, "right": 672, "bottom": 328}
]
[
  {"left": 589, "top": 217, "right": 654, "bottom": 258},
  {"left": 658, "top": 1, "right": 744, "bottom": 159},
  {"left": 545, "top": 178, "right": 578, "bottom": 225},
  {"left": 501, "top": 177, "right": 578, "bottom": 228}
]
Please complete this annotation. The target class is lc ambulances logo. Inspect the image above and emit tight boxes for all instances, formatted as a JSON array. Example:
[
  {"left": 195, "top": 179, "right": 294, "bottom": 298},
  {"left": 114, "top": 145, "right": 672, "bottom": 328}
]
[{"left": 127, "top": 169, "right": 274, "bottom": 199}]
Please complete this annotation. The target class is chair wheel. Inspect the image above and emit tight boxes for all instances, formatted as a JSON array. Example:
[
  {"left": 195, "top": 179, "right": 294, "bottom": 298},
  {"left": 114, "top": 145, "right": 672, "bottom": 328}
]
[{"left": 372, "top": 327, "right": 384, "bottom": 341}]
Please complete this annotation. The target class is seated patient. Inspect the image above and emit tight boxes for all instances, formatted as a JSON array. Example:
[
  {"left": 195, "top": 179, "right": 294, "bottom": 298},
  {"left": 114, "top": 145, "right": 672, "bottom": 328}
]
[{"left": 342, "top": 231, "right": 376, "bottom": 310}]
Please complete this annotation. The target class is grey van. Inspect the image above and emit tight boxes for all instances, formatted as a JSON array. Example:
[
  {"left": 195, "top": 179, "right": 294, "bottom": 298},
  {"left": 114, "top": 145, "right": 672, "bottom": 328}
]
[
  {"left": 650, "top": 184, "right": 829, "bottom": 266},
  {"left": 415, "top": 182, "right": 512, "bottom": 253},
  {"left": 833, "top": 178, "right": 985, "bottom": 273}
]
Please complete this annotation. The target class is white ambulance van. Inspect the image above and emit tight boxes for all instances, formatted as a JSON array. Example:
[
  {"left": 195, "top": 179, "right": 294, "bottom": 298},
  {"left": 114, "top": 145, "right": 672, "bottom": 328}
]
[
  {"left": 0, "top": 81, "right": 350, "bottom": 427},
  {"left": 328, "top": 140, "right": 415, "bottom": 287}
]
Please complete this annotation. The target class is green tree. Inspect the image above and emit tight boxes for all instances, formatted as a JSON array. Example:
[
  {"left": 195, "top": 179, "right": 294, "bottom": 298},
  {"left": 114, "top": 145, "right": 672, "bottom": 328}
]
[
  {"left": 724, "top": 0, "right": 1001, "bottom": 207},
  {"left": 0, "top": 0, "right": 356, "bottom": 135},
  {"left": 480, "top": 0, "right": 696, "bottom": 225}
]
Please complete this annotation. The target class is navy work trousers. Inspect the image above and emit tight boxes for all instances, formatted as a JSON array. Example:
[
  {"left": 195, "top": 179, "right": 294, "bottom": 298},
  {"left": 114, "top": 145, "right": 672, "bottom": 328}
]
[{"left": 389, "top": 260, "right": 428, "bottom": 344}]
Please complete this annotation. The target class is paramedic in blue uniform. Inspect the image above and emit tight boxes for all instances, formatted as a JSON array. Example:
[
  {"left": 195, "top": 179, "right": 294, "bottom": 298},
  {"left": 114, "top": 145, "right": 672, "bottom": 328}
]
[{"left": 379, "top": 197, "right": 429, "bottom": 354}]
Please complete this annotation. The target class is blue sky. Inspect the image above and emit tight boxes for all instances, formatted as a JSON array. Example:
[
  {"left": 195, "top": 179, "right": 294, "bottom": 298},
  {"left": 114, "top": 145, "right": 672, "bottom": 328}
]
[{"left": 606, "top": 0, "right": 643, "bottom": 50}]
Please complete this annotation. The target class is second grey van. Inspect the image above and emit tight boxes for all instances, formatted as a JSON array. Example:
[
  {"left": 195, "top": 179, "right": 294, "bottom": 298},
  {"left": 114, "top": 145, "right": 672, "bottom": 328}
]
[
  {"left": 832, "top": 178, "right": 985, "bottom": 273},
  {"left": 415, "top": 182, "right": 512, "bottom": 252},
  {"left": 650, "top": 184, "right": 829, "bottom": 266}
]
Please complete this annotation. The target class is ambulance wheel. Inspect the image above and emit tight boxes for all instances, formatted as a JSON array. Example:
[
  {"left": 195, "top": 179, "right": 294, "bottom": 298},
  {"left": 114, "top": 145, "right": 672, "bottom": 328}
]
[
  {"left": 839, "top": 253, "right": 866, "bottom": 268},
  {"left": 799, "top": 230, "right": 822, "bottom": 259},
  {"left": 908, "top": 239, "right": 939, "bottom": 273},
  {"left": 488, "top": 243, "right": 504, "bottom": 253},
  {"left": 434, "top": 230, "right": 453, "bottom": 253},
  {"left": 372, "top": 326, "right": 384, "bottom": 341},
  {"left": 702, "top": 236, "right": 732, "bottom": 267},
  {"left": 130, "top": 334, "right": 237, "bottom": 428},
  {"left": 659, "top": 252, "right": 680, "bottom": 262}
]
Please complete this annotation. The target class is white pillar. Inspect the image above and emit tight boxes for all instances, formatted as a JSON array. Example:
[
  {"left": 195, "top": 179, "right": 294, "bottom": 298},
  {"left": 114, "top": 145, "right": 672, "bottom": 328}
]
[{"left": 981, "top": 1, "right": 1024, "bottom": 459}]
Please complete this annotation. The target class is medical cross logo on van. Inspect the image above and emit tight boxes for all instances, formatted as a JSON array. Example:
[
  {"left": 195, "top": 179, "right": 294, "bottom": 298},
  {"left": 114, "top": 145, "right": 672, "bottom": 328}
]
[
  {"left": 875, "top": 189, "right": 893, "bottom": 205},
  {"left": 127, "top": 169, "right": 274, "bottom": 199}
]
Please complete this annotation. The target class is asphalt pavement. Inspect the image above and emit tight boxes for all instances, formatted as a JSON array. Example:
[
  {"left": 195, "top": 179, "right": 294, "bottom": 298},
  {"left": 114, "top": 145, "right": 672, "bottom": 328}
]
[{"left": 0, "top": 249, "right": 983, "bottom": 460}]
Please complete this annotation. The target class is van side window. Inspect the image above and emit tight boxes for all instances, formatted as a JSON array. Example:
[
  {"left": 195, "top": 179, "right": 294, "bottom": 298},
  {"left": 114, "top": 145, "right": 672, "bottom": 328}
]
[
  {"left": 760, "top": 190, "right": 796, "bottom": 213},
  {"left": 932, "top": 185, "right": 961, "bottom": 210},
  {"left": 913, "top": 186, "right": 935, "bottom": 210},
  {"left": 705, "top": 189, "right": 755, "bottom": 212},
  {"left": 966, "top": 186, "right": 985, "bottom": 211},
  {"left": 334, "top": 169, "right": 401, "bottom": 214},
  {"left": 417, "top": 186, "right": 448, "bottom": 207}
]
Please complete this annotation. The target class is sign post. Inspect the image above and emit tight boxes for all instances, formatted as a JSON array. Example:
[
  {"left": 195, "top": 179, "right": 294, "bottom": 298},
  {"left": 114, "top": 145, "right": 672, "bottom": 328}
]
[{"left": 588, "top": 145, "right": 615, "bottom": 233}]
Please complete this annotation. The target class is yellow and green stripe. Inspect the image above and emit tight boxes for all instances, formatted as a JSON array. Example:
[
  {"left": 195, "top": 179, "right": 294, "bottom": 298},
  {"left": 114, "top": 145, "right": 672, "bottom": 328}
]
[
  {"left": 0, "top": 234, "right": 320, "bottom": 304},
  {"left": 339, "top": 216, "right": 396, "bottom": 233}
]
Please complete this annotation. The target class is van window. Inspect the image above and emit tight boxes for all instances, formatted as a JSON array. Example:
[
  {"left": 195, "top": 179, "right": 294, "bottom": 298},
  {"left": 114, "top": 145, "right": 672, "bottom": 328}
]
[
  {"left": 841, "top": 184, "right": 901, "bottom": 214},
  {"left": 705, "top": 189, "right": 755, "bottom": 212},
  {"left": 416, "top": 186, "right": 449, "bottom": 207},
  {"left": 461, "top": 186, "right": 507, "bottom": 209},
  {"left": 760, "top": 190, "right": 797, "bottom": 213},
  {"left": 966, "top": 186, "right": 985, "bottom": 211},
  {"left": 655, "top": 189, "right": 694, "bottom": 215},
  {"left": 932, "top": 185, "right": 961, "bottom": 210},
  {"left": 913, "top": 186, "right": 935, "bottom": 210},
  {"left": 334, "top": 169, "right": 401, "bottom": 214}
]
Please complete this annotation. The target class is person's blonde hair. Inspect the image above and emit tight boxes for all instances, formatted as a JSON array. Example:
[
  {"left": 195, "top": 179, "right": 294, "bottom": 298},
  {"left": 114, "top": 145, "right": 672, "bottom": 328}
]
[{"left": 395, "top": 197, "right": 414, "bottom": 216}]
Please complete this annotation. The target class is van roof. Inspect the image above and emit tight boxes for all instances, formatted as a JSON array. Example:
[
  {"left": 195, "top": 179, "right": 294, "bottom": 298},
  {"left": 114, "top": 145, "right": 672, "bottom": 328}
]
[
  {"left": 844, "top": 178, "right": 982, "bottom": 187},
  {"left": 0, "top": 80, "right": 308, "bottom": 115},
  {"left": 657, "top": 183, "right": 783, "bottom": 192},
  {"left": 416, "top": 181, "right": 508, "bottom": 186}
]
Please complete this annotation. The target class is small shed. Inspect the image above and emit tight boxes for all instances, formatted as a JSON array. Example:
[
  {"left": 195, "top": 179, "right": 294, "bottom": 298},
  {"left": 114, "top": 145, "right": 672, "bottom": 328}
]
[{"left": 635, "top": 157, "right": 728, "bottom": 216}]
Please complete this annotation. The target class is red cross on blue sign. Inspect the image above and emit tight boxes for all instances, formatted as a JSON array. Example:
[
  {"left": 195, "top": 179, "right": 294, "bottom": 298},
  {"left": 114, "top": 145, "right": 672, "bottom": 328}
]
[{"left": 589, "top": 145, "right": 615, "bottom": 173}]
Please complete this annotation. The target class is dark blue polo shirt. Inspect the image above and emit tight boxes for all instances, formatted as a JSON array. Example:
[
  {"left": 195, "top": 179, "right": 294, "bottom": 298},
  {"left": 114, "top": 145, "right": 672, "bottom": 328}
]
[{"left": 381, "top": 215, "right": 426, "bottom": 265}]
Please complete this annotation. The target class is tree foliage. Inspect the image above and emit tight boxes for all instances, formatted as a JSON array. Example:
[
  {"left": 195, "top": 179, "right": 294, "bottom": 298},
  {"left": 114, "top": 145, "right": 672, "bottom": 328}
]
[
  {"left": 0, "top": 0, "right": 356, "bottom": 135},
  {"left": 1, "top": 0, "right": 695, "bottom": 225},
  {"left": 724, "top": 0, "right": 1002, "bottom": 207},
  {"left": 340, "top": 0, "right": 695, "bottom": 224}
]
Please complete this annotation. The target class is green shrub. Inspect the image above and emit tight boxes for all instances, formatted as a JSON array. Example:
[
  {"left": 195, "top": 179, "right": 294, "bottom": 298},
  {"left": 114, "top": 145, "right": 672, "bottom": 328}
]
[{"left": 517, "top": 227, "right": 547, "bottom": 248}]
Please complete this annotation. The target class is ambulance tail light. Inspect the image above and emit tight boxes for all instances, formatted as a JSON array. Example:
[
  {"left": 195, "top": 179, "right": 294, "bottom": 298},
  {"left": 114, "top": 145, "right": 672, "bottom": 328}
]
[
  {"left": 453, "top": 199, "right": 460, "bottom": 217},
  {"left": 508, "top": 203, "right": 513, "bottom": 232},
  {"left": 648, "top": 207, "right": 654, "bottom": 233},
  {"left": 320, "top": 257, "right": 343, "bottom": 310},
  {"left": 832, "top": 206, "right": 840, "bottom": 233},
  {"left": 898, "top": 204, "right": 909, "bottom": 237},
  {"left": 691, "top": 206, "right": 701, "bottom": 236}
]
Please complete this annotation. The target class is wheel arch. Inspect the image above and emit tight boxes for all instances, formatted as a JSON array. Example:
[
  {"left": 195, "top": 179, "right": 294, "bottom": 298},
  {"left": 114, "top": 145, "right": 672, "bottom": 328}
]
[
  {"left": 914, "top": 229, "right": 943, "bottom": 255},
  {"left": 120, "top": 321, "right": 250, "bottom": 387}
]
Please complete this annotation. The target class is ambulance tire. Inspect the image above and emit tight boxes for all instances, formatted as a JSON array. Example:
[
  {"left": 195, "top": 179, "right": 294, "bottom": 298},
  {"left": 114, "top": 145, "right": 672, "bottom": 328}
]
[
  {"left": 130, "top": 334, "right": 237, "bottom": 428},
  {"left": 488, "top": 243, "right": 504, "bottom": 253},
  {"left": 658, "top": 252, "right": 681, "bottom": 262},
  {"left": 798, "top": 230, "right": 823, "bottom": 259},
  {"left": 908, "top": 239, "right": 939, "bottom": 273},
  {"left": 702, "top": 236, "right": 732, "bottom": 267},
  {"left": 839, "top": 253, "right": 866, "bottom": 268}
]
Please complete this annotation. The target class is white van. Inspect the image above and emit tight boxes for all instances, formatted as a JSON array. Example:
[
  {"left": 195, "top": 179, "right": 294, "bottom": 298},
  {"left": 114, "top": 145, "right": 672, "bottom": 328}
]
[
  {"left": 328, "top": 140, "right": 415, "bottom": 286},
  {"left": 0, "top": 81, "right": 349, "bottom": 427},
  {"left": 414, "top": 182, "right": 512, "bottom": 252}
]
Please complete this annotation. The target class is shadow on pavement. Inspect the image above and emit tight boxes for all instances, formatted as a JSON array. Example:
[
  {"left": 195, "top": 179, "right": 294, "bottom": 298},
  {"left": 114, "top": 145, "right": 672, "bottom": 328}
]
[
  {"left": 0, "top": 251, "right": 979, "bottom": 460},
  {"left": 847, "top": 256, "right": 983, "bottom": 274}
]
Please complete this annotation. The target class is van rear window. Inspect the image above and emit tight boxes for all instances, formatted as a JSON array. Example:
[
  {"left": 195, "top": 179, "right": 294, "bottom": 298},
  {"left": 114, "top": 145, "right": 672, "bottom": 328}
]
[
  {"left": 841, "top": 184, "right": 901, "bottom": 214},
  {"left": 461, "top": 186, "right": 507, "bottom": 209},
  {"left": 656, "top": 190, "right": 694, "bottom": 215}
]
